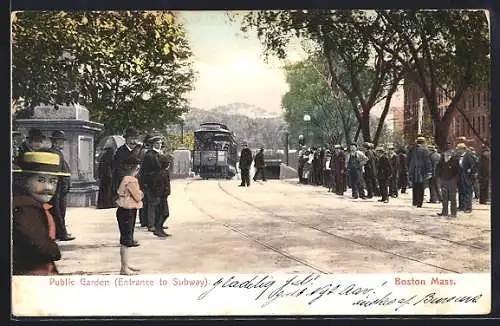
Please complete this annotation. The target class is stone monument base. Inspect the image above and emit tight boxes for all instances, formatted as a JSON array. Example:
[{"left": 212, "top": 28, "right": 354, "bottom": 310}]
[{"left": 68, "top": 181, "right": 99, "bottom": 207}]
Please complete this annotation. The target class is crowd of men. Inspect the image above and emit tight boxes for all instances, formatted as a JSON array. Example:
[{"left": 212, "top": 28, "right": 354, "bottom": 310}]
[
  {"left": 97, "top": 127, "right": 172, "bottom": 239},
  {"left": 297, "top": 135, "right": 490, "bottom": 217}
]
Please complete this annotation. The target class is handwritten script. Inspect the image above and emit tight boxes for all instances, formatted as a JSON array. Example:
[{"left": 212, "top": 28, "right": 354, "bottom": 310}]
[{"left": 197, "top": 274, "right": 484, "bottom": 311}]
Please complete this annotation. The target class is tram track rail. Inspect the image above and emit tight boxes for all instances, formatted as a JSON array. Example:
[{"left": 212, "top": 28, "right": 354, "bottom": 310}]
[
  {"left": 184, "top": 179, "right": 330, "bottom": 274},
  {"left": 215, "top": 180, "right": 486, "bottom": 274},
  {"left": 264, "top": 181, "right": 490, "bottom": 251}
]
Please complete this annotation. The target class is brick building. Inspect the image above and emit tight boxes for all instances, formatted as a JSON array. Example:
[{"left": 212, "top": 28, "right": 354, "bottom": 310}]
[{"left": 403, "top": 80, "right": 490, "bottom": 153}]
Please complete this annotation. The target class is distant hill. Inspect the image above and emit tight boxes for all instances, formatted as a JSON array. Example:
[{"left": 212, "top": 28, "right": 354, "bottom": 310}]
[
  {"left": 183, "top": 106, "right": 287, "bottom": 149},
  {"left": 209, "top": 102, "right": 281, "bottom": 119}
]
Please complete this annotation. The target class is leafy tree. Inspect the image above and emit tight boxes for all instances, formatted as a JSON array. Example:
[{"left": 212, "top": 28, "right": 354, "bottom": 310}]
[
  {"left": 238, "top": 10, "right": 403, "bottom": 145},
  {"left": 12, "top": 11, "right": 195, "bottom": 134},
  {"left": 365, "top": 10, "right": 490, "bottom": 149},
  {"left": 281, "top": 56, "right": 357, "bottom": 148}
]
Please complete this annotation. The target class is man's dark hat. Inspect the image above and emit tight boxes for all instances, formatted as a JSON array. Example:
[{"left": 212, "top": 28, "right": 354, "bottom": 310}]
[
  {"left": 123, "top": 126, "right": 139, "bottom": 138},
  {"left": 27, "top": 128, "right": 45, "bottom": 140},
  {"left": 13, "top": 151, "right": 71, "bottom": 176},
  {"left": 50, "top": 130, "right": 66, "bottom": 140}
]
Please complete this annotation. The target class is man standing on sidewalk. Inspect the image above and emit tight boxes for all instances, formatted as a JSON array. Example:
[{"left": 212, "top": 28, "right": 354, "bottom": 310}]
[
  {"left": 427, "top": 145, "right": 442, "bottom": 203},
  {"left": 253, "top": 148, "right": 266, "bottom": 182},
  {"left": 436, "top": 141, "right": 460, "bottom": 218},
  {"left": 141, "top": 136, "right": 171, "bottom": 237},
  {"left": 345, "top": 143, "right": 368, "bottom": 199},
  {"left": 478, "top": 145, "right": 490, "bottom": 204},
  {"left": 48, "top": 131, "right": 75, "bottom": 241},
  {"left": 238, "top": 142, "right": 253, "bottom": 187},
  {"left": 408, "top": 136, "right": 432, "bottom": 208},
  {"left": 112, "top": 127, "right": 140, "bottom": 199}
]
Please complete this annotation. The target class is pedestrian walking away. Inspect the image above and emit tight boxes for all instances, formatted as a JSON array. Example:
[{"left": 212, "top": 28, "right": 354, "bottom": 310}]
[
  {"left": 253, "top": 148, "right": 266, "bottom": 182},
  {"left": 115, "top": 155, "right": 144, "bottom": 275},
  {"left": 239, "top": 142, "right": 253, "bottom": 187},
  {"left": 12, "top": 151, "right": 70, "bottom": 275}
]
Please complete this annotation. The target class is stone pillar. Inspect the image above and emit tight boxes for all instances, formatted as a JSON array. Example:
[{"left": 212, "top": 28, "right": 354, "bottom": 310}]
[{"left": 15, "top": 104, "right": 103, "bottom": 207}]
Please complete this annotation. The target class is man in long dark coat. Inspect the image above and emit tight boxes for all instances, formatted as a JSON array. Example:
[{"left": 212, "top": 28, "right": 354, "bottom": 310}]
[
  {"left": 363, "top": 142, "right": 378, "bottom": 199},
  {"left": 137, "top": 135, "right": 153, "bottom": 226},
  {"left": 387, "top": 144, "right": 399, "bottom": 198},
  {"left": 408, "top": 136, "right": 432, "bottom": 208},
  {"left": 48, "top": 131, "right": 74, "bottom": 241},
  {"left": 253, "top": 148, "right": 266, "bottom": 182},
  {"left": 239, "top": 142, "right": 253, "bottom": 187},
  {"left": 376, "top": 146, "right": 392, "bottom": 203},
  {"left": 427, "top": 145, "right": 442, "bottom": 203},
  {"left": 112, "top": 127, "right": 140, "bottom": 199},
  {"left": 456, "top": 142, "right": 476, "bottom": 213},
  {"left": 345, "top": 143, "right": 368, "bottom": 199},
  {"left": 97, "top": 143, "right": 116, "bottom": 209},
  {"left": 333, "top": 144, "right": 346, "bottom": 195},
  {"left": 141, "top": 136, "right": 171, "bottom": 237},
  {"left": 436, "top": 141, "right": 460, "bottom": 218},
  {"left": 478, "top": 145, "right": 490, "bottom": 204},
  {"left": 397, "top": 147, "right": 409, "bottom": 193}
]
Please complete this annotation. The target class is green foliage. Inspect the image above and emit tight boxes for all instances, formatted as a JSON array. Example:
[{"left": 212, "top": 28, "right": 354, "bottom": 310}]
[
  {"left": 12, "top": 11, "right": 195, "bottom": 134},
  {"left": 239, "top": 10, "right": 403, "bottom": 144},
  {"left": 281, "top": 56, "right": 357, "bottom": 148}
]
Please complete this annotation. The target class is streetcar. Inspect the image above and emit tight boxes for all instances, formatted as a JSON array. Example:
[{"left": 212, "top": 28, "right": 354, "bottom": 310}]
[{"left": 193, "top": 122, "right": 237, "bottom": 179}]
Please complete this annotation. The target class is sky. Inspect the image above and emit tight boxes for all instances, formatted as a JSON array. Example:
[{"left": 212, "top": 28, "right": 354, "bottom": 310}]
[
  {"left": 177, "top": 10, "right": 403, "bottom": 122},
  {"left": 177, "top": 11, "right": 306, "bottom": 113}
]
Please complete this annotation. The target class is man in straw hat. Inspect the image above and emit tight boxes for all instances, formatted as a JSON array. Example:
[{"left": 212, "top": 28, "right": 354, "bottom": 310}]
[
  {"left": 408, "top": 136, "right": 432, "bottom": 208},
  {"left": 48, "top": 130, "right": 74, "bottom": 241},
  {"left": 12, "top": 151, "right": 71, "bottom": 275}
]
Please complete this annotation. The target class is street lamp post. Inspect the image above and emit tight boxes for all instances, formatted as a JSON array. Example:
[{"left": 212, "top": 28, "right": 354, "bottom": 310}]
[{"left": 303, "top": 114, "right": 311, "bottom": 145}]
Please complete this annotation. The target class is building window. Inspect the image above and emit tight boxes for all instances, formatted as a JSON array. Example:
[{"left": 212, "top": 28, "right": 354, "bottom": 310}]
[
  {"left": 472, "top": 116, "right": 476, "bottom": 130},
  {"left": 483, "top": 91, "right": 488, "bottom": 104},
  {"left": 477, "top": 93, "right": 481, "bottom": 107},
  {"left": 482, "top": 116, "right": 486, "bottom": 135},
  {"left": 472, "top": 94, "right": 475, "bottom": 108}
]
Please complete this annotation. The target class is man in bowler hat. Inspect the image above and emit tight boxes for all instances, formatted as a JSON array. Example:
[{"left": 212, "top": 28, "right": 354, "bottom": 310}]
[
  {"left": 16, "top": 128, "right": 46, "bottom": 165},
  {"left": 112, "top": 127, "right": 140, "bottom": 198}
]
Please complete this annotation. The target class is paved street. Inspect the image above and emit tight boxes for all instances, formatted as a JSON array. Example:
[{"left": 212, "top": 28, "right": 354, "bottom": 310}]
[{"left": 56, "top": 178, "right": 491, "bottom": 275}]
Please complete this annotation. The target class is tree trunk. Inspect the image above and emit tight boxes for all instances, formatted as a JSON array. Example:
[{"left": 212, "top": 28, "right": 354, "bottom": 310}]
[
  {"left": 361, "top": 111, "right": 371, "bottom": 143},
  {"left": 434, "top": 120, "right": 451, "bottom": 152}
]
